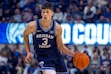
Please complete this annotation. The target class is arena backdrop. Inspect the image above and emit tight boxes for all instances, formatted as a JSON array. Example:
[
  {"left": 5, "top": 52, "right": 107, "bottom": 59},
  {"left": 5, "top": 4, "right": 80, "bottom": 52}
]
[{"left": 0, "top": 23, "right": 111, "bottom": 45}]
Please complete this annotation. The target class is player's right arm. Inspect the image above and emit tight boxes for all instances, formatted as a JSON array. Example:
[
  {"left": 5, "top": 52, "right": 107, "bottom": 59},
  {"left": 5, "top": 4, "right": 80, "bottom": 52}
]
[{"left": 23, "top": 21, "right": 36, "bottom": 63}]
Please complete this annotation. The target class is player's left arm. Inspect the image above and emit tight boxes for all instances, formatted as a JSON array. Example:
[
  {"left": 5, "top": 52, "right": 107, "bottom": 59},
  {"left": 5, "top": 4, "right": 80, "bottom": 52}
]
[{"left": 56, "top": 22, "right": 75, "bottom": 57}]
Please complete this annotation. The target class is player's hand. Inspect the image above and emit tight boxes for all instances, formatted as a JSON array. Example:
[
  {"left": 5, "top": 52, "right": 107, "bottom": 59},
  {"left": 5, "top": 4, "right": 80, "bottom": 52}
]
[
  {"left": 74, "top": 51, "right": 80, "bottom": 55},
  {"left": 25, "top": 52, "right": 33, "bottom": 63}
]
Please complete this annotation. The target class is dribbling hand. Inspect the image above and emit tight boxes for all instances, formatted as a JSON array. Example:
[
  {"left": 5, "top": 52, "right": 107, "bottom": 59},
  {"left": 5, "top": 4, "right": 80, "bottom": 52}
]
[{"left": 25, "top": 52, "right": 33, "bottom": 63}]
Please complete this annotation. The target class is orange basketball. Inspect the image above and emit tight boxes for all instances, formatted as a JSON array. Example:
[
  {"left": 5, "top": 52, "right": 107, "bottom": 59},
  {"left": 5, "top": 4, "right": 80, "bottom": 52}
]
[{"left": 73, "top": 52, "right": 90, "bottom": 69}]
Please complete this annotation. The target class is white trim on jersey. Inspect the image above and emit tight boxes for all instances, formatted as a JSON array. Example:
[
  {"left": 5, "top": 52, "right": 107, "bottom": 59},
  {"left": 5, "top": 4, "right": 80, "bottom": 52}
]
[
  {"left": 41, "top": 67, "right": 55, "bottom": 70},
  {"left": 42, "top": 69, "right": 56, "bottom": 74},
  {"left": 56, "top": 72, "right": 69, "bottom": 74}
]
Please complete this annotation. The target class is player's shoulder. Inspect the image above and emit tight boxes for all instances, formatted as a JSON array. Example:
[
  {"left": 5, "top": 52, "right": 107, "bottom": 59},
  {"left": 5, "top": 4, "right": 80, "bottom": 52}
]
[
  {"left": 54, "top": 21, "right": 62, "bottom": 35},
  {"left": 27, "top": 21, "right": 36, "bottom": 29},
  {"left": 55, "top": 21, "right": 62, "bottom": 31}
]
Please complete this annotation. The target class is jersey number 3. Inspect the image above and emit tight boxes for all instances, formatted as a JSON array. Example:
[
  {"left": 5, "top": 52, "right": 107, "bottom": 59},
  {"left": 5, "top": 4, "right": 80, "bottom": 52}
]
[{"left": 42, "top": 38, "right": 48, "bottom": 45}]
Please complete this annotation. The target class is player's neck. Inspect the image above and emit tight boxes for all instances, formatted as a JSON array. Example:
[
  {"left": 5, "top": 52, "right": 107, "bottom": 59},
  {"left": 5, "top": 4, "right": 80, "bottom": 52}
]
[{"left": 41, "top": 19, "right": 51, "bottom": 27}]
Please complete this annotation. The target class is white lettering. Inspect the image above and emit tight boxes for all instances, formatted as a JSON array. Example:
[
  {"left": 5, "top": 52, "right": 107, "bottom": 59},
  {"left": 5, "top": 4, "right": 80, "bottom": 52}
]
[
  {"left": 97, "top": 24, "right": 109, "bottom": 44},
  {"left": 61, "top": 23, "right": 71, "bottom": 44},
  {"left": 36, "top": 34, "right": 54, "bottom": 39},
  {"left": 73, "top": 24, "right": 84, "bottom": 44},
  {"left": 85, "top": 24, "right": 96, "bottom": 44},
  {"left": 39, "top": 44, "right": 51, "bottom": 48}
]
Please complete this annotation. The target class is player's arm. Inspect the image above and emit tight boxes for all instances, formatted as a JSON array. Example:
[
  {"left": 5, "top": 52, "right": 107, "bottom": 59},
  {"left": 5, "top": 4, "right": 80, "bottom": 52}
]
[
  {"left": 23, "top": 21, "right": 36, "bottom": 53},
  {"left": 56, "top": 23, "right": 75, "bottom": 57}
]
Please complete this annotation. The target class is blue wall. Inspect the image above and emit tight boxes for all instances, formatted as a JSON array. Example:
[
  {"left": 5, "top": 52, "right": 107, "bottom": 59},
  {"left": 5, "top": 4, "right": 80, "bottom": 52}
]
[{"left": 0, "top": 23, "right": 111, "bottom": 45}]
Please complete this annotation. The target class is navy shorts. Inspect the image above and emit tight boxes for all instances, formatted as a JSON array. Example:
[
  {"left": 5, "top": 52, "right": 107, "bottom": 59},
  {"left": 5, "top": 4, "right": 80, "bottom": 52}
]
[{"left": 36, "top": 52, "right": 68, "bottom": 73}]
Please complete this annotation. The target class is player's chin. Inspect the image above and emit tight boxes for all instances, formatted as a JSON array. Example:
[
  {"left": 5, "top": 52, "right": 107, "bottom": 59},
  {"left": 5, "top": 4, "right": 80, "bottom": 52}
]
[
  {"left": 43, "top": 18, "right": 47, "bottom": 20},
  {"left": 44, "top": 19, "right": 50, "bottom": 21}
]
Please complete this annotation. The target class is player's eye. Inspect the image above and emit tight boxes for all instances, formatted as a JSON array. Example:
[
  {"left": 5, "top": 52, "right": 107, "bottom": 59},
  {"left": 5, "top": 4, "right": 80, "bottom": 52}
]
[
  {"left": 46, "top": 10, "right": 49, "bottom": 13},
  {"left": 46, "top": 11, "right": 49, "bottom": 13},
  {"left": 42, "top": 11, "right": 45, "bottom": 13}
]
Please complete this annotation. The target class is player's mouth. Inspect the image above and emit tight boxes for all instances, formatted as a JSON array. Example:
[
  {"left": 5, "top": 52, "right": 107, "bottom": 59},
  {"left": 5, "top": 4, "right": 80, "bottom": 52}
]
[{"left": 44, "top": 17, "right": 47, "bottom": 19}]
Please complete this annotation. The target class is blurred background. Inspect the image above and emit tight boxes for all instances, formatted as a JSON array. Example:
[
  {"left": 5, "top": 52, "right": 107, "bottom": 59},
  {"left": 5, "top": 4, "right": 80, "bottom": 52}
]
[{"left": 0, "top": 0, "right": 111, "bottom": 74}]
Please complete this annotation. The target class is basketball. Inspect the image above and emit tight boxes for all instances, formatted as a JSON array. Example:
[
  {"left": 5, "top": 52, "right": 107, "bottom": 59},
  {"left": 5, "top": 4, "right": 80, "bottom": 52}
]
[{"left": 73, "top": 52, "right": 90, "bottom": 69}]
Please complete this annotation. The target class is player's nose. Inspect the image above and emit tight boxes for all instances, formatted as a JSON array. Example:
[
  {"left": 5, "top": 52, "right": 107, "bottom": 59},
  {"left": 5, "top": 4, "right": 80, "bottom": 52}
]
[{"left": 44, "top": 12, "right": 47, "bottom": 16}]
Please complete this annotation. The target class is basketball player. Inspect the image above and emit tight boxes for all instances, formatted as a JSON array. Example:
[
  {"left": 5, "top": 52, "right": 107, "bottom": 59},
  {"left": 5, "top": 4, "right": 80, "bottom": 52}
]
[{"left": 23, "top": 2, "right": 75, "bottom": 74}]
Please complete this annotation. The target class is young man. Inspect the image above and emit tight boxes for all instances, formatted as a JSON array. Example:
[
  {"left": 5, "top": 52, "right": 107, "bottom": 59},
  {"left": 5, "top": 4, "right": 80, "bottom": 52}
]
[{"left": 23, "top": 2, "right": 75, "bottom": 74}]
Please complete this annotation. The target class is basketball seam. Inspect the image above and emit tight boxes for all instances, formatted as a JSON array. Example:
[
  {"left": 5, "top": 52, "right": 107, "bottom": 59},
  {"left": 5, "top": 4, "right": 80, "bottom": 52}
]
[
  {"left": 82, "top": 54, "right": 83, "bottom": 68},
  {"left": 74, "top": 53, "right": 81, "bottom": 68},
  {"left": 84, "top": 54, "right": 89, "bottom": 68}
]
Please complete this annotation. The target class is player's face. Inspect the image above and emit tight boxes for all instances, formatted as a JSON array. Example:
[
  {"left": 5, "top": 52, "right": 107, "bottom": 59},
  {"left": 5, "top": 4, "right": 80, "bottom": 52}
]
[{"left": 41, "top": 9, "right": 53, "bottom": 21}]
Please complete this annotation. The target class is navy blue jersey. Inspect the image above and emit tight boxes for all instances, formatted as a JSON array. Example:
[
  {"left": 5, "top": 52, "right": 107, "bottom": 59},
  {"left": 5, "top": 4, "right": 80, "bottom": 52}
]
[
  {"left": 33, "top": 19, "right": 68, "bottom": 73},
  {"left": 33, "top": 19, "right": 59, "bottom": 56}
]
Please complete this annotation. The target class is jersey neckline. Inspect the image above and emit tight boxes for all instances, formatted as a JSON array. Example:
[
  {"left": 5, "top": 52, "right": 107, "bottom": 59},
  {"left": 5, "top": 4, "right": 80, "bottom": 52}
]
[{"left": 38, "top": 19, "right": 53, "bottom": 32}]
